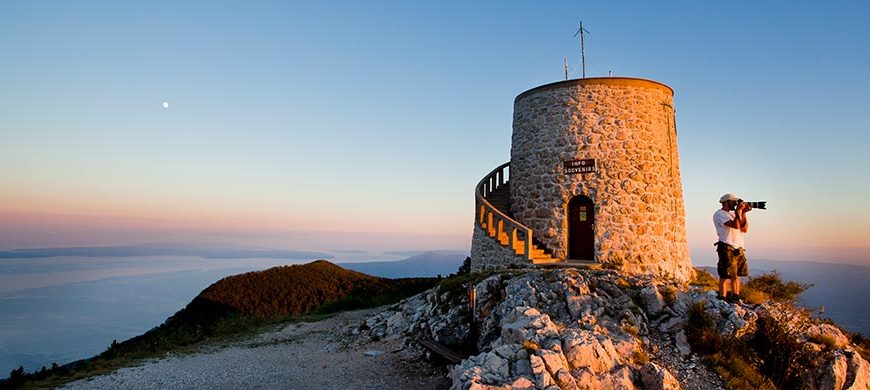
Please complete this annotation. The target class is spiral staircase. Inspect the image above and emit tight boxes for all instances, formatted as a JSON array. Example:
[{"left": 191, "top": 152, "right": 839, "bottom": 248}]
[{"left": 475, "top": 163, "right": 559, "bottom": 264}]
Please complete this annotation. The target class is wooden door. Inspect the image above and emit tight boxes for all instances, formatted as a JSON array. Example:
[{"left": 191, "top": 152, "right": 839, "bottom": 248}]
[{"left": 568, "top": 195, "right": 595, "bottom": 260}]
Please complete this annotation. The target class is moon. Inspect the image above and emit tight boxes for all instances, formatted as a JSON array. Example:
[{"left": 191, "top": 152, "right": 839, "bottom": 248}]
[{"left": 162, "top": 101, "right": 170, "bottom": 109}]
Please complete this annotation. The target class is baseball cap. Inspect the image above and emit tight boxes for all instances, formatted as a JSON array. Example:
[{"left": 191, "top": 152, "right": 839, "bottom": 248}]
[{"left": 719, "top": 193, "right": 740, "bottom": 202}]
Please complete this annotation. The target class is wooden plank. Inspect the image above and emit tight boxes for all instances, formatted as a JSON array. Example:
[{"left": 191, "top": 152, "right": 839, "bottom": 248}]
[{"left": 418, "top": 339, "right": 464, "bottom": 364}]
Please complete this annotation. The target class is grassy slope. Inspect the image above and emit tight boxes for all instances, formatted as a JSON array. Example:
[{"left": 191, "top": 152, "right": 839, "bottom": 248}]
[{"left": 2, "top": 260, "right": 437, "bottom": 389}]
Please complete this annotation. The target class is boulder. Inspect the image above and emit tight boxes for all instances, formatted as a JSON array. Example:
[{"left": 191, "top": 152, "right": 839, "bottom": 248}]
[
  {"left": 474, "top": 275, "right": 504, "bottom": 320},
  {"left": 501, "top": 307, "right": 560, "bottom": 345},
  {"left": 806, "top": 323, "right": 851, "bottom": 349},
  {"left": 605, "top": 366, "right": 637, "bottom": 390},
  {"left": 817, "top": 351, "right": 850, "bottom": 390},
  {"left": 639, "top": 285, "right": 665, "bottom": 316},
  {"left": 674, "top": 330, "right": 690, "bottom": 356},
  {"left": 529, "top": 354, "right": 558, "bottom": 389},
  {"left": 639, "top": 362, "right": 681, "bottom": 390},
  {"left": 844, "top": 348, "right": 870, "bottom": 390},
  {"left": 562, "top": 331, "right": 620, "bottom": 373},
  {"left": 508, "top": 376, "right": 536, "bottom": 390},
  {"left": 385, "top": 311, "right": 407, "bottom": 337}
]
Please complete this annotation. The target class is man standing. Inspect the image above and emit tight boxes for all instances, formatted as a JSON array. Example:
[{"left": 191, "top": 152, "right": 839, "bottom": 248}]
[{"left": 713, "top": 193, "right": 752, "bottom": 303}]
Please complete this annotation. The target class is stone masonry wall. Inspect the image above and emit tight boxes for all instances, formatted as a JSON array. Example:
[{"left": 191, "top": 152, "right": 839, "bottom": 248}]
[
  {"left": 470, "top": 224, "right": 532, "bottom": 272},
  {"left": 510, "top": 78, "right": 692, "bottom": 281}
]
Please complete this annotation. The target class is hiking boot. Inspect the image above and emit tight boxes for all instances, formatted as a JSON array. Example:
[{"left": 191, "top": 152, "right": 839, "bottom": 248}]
[{"left": 726, "top": 295, "right": 744, "bottom": 304}]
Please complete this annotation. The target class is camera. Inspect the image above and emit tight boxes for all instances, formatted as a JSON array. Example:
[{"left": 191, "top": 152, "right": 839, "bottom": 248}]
[{"left": 730, "top": 200, "right": 767, "bottom": 210}]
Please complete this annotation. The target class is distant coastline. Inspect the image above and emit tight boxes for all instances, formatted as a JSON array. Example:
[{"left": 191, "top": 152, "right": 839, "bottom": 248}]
[{"left": 0, "top": 243, "right": 333, "bottom": 260}]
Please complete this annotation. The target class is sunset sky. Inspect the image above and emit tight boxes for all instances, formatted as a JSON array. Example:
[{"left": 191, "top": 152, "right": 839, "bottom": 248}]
[{"left": 2, "top": 1, "right": 868, "bottom": 265}]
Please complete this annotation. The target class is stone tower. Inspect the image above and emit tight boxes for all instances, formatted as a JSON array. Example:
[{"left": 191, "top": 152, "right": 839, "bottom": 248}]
[{"left": 471, "top": 77, "right": 693, "bottom": 281}]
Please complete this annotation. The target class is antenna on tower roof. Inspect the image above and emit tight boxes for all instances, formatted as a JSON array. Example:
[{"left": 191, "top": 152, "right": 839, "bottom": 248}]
[
  {"left": 564, "top": 58, "right": 569, "bottom": 80},
  {"left": 573, "top": 21, "right": 590, "bottom": 78}
]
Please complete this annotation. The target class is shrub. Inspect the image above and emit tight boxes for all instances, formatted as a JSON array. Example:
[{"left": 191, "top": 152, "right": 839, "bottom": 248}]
[
  {"left": 807, "top": 334, "right": 837, "bottom": 350},
  {"left": 739, "top": 288, "right": 769, "bottom": 305},
  {"left": 706, "top": 351, "right": 773, "bottom": 390},
  {"left": 522, "top": 340, "right": 540, "bottom": 353},
  {"left": 850, "top": 332, "right": 870, "bottom": 361},
  {"left": 751, "top": 315, "right": 827, "bottom": 388},
  {"left": 631, "top": 348, "right": 649, "bottom": 365},
  {"left": 685, "top": 301, "right": 775, "bottom": 390},
  {"left": 690, "top": 268, "right": 718, "bottom": 291},
  {"left": 659, "top": 285, "right": 678, "bottom": 305},
  {"left": 743, "top": 271, "right": 810, "bottom": 303},
  {"left": 615, "top": 277, "right": 630, "bottom": 289},
  {"left": 453, "top": 257, "right": 471, "bottom": 276},
  {"left": 437, "top": 271, "right": 494, "bottom": 301},
  {"left": 685, "top": 301, "right": 722, "bottom": 355}
]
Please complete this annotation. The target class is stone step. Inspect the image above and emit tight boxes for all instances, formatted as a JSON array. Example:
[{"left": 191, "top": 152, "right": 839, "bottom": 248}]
[
  {"left": 484, "top": 184, "right": 512, "bottom": 217},
  {"left": 532, "top": 257, "right": 561, "bottom": 265},
  {"left": 537, "top": 260, "right": 601, "bottom": 269}
]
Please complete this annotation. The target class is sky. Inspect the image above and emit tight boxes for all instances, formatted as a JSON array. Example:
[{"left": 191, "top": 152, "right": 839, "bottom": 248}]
[{"left": 1, "top": 1, "right": 869, "bottom": 266}]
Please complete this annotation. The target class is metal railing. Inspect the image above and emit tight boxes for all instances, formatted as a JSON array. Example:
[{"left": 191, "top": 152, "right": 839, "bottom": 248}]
[{"left": 475, "top": 162, "right": 533, "bottom": 259}]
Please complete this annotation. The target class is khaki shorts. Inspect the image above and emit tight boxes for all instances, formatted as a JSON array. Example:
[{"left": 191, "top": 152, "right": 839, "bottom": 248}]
[{"left": 716, "top": 242, "right": 748, "bottom": 279}]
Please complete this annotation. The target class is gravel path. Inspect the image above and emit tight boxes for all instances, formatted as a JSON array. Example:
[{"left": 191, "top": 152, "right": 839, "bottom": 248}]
[{"left": 62, "top": 308, "right": 450, "bottom": 390}]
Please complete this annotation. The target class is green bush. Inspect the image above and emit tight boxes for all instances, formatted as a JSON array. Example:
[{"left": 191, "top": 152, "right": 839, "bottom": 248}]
[
  {"left": 744, "top": 271, "right": 811, "bottom": 303},
  {"left": 659, "top": 285, "right": 678, "bottom": 305},
  {"left": 751, "top": 315, "right": 828, "bottom": 388},
  {"left": 684, "top": 301, "right": 767, "bottom": 389},
  {"left": 850, "top": 332, "right": 870, "bottom": 361},
  {"left": 686, "top": 300, "right": 832, "bottom": 389},
  {"left": 685, "top": 301, "right": 722, "bottom": 355},
  {"left": 689, "top": 268, "right": 718, "bottom": 291}
]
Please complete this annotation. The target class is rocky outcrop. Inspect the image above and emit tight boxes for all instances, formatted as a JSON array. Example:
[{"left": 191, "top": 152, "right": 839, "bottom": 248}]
[
  {"left": 361, "top": 268, "right": 870, "bottom": 390},
  {"left": 360, "top": 286, "right": 471, "bottom": 348}
]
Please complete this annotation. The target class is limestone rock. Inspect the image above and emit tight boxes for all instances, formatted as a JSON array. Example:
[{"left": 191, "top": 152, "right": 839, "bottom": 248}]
[
  {"left": 819, "top": 348, "right": 870, "bottom": 390},
  {"left": 368, "top": 267, "right": 870, "bottom": 390},
  {"left": 385, "top": 311, "right": 407, "bottom": 336},
  {"left": 501, "top": 307, "right": 560, "bottom": 345},
  {"left": 674, "top": 330, "right": 690, "bottom": 356},
  {"left": 562, "top": 331, "right": 620, "bottom": 373},
  {"left": 509, "top": 376, "right": 536, "bottom": 390},
  {"left": 530, "top": 354, "right": 558, "bottom": 389},
  {"left": 605, "top": 366, "right": 636, "bottom": 390},
  {"left": 807, "top": 323, "right": 851, "bottom": 349},
  {"left": 843, "top": 348, "right": 870, "bottom": 390},
  {"left": 639, "top": 285, "right": 665, "bottom": 316},
  {"left": 639, "top": 362, "right": 681, "bottom": 390}
]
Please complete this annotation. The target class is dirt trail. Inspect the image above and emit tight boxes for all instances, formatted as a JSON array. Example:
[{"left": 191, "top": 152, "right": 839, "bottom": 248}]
[{"left": 62, "top": 307, "right": 450, "bottom": 389}]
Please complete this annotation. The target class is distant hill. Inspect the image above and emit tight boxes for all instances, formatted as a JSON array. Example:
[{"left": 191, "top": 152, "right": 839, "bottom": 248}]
[
  {"left": 192, "top": 259, "right": 435, "bottom": 318},
  {"left": 341, "top": 250, "right": 467, "bottom": 278}
]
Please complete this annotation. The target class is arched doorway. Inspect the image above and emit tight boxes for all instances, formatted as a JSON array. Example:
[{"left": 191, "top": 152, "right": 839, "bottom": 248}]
[{"left": 568, "top": 195, "right": 595, "bottom": 260}]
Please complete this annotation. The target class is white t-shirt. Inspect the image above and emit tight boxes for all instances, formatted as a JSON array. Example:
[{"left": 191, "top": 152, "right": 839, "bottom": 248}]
[{"left": 713, "top": 209, "right": 745, "bottom": 249}]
